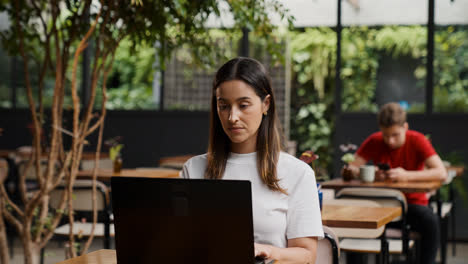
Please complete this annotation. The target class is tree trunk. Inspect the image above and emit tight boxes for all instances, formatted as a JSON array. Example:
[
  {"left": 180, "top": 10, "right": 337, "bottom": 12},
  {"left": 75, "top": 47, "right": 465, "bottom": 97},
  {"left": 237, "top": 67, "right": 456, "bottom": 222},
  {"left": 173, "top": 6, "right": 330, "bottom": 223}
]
[
  {"left": 0, "top": 208, "right": 10, "bottom": 264},
  {"left": 23, "top": 238, "right": 42, "bottom": 264}
]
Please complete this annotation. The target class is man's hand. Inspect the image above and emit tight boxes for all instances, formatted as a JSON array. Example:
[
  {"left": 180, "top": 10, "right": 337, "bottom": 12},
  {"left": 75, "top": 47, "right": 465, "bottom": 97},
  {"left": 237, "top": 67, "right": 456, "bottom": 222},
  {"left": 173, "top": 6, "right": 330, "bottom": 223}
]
[
  {"left": 387, "top": 167, "right": 409, "bottom": 182},
  {"left": 375, "top": 169, "right": 387, "bottom": 181}
]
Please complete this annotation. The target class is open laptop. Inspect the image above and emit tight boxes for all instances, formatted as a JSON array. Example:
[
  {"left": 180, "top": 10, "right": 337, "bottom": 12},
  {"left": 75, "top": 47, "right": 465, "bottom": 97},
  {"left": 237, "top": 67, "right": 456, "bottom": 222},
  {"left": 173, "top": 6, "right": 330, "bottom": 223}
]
[{"left": 111, "top": 177, "right": 270, "bottom": 264}]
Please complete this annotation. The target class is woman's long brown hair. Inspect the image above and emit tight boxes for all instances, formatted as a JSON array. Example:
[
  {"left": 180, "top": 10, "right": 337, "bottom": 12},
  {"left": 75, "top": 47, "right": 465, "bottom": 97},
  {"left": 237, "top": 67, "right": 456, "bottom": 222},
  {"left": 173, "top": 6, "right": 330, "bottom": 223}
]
[{"left": 205, "top": 57, "right": 286, "bottom": 194}]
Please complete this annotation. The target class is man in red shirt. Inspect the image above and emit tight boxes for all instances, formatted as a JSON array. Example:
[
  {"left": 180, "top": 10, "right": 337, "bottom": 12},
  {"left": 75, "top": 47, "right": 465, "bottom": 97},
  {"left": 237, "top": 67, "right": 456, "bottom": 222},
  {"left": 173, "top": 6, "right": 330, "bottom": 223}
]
[{"left": 343, "top": 102, "right": 447, "bottom": 264}]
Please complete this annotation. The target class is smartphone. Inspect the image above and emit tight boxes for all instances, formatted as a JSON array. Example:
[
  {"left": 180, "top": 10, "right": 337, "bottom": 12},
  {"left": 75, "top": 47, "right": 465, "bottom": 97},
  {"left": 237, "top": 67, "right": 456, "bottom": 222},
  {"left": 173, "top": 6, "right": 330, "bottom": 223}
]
[{"left": 377, "top": 163, "right": 390, "bottom": 171}]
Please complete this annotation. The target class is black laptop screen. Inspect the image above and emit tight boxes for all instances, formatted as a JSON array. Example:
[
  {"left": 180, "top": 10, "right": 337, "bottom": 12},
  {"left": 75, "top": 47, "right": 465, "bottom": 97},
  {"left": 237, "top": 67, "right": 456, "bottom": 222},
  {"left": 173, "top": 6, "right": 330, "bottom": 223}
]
[{"left": 111, "top": 177, "right": 255, "bottom": 264}]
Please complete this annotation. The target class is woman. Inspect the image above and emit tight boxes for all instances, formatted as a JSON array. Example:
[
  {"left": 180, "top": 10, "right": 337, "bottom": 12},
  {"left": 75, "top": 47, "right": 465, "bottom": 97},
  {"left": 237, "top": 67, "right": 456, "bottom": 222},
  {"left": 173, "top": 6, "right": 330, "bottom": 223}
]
[{"left": 181, "top": 57, "right": 323, "bottom": 263}]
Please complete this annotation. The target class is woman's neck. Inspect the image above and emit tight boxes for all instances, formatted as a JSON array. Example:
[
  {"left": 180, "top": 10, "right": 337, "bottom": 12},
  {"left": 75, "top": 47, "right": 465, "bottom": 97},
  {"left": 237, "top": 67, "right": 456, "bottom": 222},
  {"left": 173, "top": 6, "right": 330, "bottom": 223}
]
[{"left": 230, "top": 139, "right": 257, "bottom": 154}]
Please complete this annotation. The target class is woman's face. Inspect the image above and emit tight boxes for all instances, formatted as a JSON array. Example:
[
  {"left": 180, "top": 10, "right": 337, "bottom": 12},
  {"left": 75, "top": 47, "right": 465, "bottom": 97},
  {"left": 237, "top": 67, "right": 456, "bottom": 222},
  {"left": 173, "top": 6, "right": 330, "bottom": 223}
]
[{"left": 216, "top": 80, "right": 270, "bottom": 154}]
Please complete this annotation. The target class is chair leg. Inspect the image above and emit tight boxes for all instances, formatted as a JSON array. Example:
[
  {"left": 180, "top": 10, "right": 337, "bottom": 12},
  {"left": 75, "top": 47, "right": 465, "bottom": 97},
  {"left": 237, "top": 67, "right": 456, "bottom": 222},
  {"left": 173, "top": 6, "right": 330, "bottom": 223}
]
[
  {"left": 451, "top": 201, "right": 456, "bottom": 256},
  {"left": 324, "top": 233, "right": 339, "bottom": 264},
  {"left": 380, "top": 234, "right": 389, "bottom": 264},
  {"left": 40, "top": 247, "right": 45, "bottom": 264},
  {"left": 450, "top": 181, "right": 456, "bottom": 257}
]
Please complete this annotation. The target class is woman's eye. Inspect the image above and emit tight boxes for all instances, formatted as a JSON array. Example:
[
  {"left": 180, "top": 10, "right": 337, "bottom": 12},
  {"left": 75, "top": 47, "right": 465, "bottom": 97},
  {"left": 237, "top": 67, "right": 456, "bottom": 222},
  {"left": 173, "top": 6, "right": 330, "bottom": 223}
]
[
  {"left": 240, "top": 104, "right": 249, "bottom": 109},
  {"left": 218, "top": 104, "right": 228, "bottom": 110}
]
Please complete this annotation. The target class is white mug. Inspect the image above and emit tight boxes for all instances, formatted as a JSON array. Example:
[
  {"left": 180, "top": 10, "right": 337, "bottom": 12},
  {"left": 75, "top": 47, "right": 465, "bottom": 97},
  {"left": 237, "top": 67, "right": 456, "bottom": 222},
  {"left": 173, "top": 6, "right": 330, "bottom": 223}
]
[{"left": 360, "top": 165, "right": 375, "bottom": 183}]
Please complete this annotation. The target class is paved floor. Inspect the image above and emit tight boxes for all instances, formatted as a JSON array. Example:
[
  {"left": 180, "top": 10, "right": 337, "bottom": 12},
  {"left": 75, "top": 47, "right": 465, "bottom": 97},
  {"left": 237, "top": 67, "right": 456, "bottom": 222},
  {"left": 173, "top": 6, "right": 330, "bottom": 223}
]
[{"left": 7, "top": 237, "right": 468, "bottom": 264}]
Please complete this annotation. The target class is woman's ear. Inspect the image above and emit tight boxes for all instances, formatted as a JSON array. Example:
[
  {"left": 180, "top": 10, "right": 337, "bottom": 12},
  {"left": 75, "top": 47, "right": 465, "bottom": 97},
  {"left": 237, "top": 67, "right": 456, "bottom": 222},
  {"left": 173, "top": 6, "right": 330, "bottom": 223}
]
[{"left": 262, "top": 95, "right": 271, "bottom": 113}]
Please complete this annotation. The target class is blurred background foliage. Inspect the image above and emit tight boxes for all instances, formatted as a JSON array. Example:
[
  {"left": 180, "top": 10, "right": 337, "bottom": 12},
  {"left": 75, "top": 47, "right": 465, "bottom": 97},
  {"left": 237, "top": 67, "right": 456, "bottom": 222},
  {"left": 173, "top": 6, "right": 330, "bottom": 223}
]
[
  {"left": 98, "top": 38, "right": 157, "bottom": 110},
  {"left": 290, "top": 25, "right": 468, "bottom": 176},
  {"left": 91, "top": 25, "right": 467, "bottom": 177}
]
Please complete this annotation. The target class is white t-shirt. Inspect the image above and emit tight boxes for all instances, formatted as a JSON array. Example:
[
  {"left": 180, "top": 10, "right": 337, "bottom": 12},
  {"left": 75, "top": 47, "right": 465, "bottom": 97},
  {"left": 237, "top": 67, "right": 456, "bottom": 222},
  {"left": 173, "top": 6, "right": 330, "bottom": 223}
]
[{"left": 181, "top": 151, "right": 324, "bottom": 248}]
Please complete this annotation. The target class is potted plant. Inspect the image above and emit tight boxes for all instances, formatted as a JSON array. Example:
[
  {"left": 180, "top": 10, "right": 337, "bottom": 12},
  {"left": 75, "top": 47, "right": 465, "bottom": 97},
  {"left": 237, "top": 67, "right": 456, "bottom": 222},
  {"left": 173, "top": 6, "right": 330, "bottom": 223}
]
[
  {"left": 299, "top": 150, "right": 319, "bottom": 170},
  {"left": 340, "top": 143, "right": 357, "bottom": 181},
  {"left": 105, "top": 137, "right": 124, "bottom": 173}
]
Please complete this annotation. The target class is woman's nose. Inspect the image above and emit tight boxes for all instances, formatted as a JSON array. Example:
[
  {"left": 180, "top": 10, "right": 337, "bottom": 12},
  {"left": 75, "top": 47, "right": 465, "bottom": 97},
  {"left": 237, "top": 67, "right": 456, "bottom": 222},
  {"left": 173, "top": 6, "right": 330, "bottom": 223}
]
[{"left": 229, "top": 107, "right": 240, "bottom": 122}]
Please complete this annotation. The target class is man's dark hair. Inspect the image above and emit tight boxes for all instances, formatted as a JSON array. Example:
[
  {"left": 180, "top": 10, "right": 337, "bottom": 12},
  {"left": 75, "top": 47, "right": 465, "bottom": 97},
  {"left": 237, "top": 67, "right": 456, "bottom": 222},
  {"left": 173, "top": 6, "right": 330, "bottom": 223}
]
[{"left": 378, "top": 102, "right": 407, "bottom": 128}]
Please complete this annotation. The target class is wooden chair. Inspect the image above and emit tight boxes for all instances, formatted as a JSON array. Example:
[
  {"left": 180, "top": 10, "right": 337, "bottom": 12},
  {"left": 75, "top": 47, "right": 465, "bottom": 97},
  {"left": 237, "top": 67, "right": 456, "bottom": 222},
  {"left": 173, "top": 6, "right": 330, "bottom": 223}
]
[
  {"left": 429, "top": 166, "right": 461, "bottom": 264},
  {"left": 16, "top": 159, "right": 50, "bottom": 192},
  {"left": 80, "top": 158, "right": 113, "bottom": 170},
  {"left": 49, "top": 180, "right": 114, "bottom": 250},
  {"left": 335, "top": 187, "right": 416, "bottom": 263},
  {"left": 316, "top": 225, "right": 340, "bottom": 264},
  {"left": 325, "top": 198, "right": 386, "bottom": 263}
]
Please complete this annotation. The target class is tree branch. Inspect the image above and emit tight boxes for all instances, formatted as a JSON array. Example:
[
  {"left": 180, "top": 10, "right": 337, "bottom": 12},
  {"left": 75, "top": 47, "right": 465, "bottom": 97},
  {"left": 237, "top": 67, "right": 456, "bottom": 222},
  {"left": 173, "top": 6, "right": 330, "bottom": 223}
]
[
  {"left": 2, "top": 205, "right": 23, "bottom": 235},
  {"left": 39, "top": 183, "right": 68, "bottom": 248},
  {"left": 0, "top": 200, "right": 10, "bottom": 264},
  {"left": 80, "top": 120, "right": 104, "bottom": 254},
  {"left": 13, "top": 0, "right": 44, "bottom": 193},
  {"left": 0, "top": 183, "right": 24, "bottom": 218}
]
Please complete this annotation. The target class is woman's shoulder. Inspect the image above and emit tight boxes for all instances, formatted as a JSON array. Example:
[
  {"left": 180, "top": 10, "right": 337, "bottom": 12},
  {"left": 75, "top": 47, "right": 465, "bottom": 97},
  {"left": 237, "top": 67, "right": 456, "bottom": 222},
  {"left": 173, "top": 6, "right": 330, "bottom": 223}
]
[
  {"left": 186, "top": 153, "right": 207, "bottom": 162},
  {"left": 184, "top": 154, "right": 208, "bottom": 168},
  {"left": 278, "top": 152, "right": 314, "bottom": 176},
  {"left": 182, "top": 154, "right": 208, "bottom": 179},
  {"left": 277, "top": 152, "right": 316, "bottom": 190}
]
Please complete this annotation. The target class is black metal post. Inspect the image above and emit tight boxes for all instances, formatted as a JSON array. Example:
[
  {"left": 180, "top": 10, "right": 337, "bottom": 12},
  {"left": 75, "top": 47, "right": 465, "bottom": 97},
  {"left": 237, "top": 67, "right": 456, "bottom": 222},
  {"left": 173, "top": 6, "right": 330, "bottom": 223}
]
[
  {"left": 159, "top": 69, "right": 164, "bottom": 111},
  {"left": 426, "top": 0, "right": 435, "bottom": 114},
  {"left": 240, "top": 27, "right": 250, "bottom": 57},
  {"left": 332, "top": 0, "right": 343, "bottom": 179},
  {"left": 335, "top": 0, "right": 342, "bottom": 116},
  {"left": 11, "top": 57, "right": 17, "bottom": 108}
]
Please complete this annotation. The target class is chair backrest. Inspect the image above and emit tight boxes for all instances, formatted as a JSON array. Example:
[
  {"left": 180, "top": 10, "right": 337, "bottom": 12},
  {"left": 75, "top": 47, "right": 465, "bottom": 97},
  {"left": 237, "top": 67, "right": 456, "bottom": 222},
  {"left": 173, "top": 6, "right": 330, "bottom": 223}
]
[
  {"left": 322, "top": 188, "right": 335, "bottom": 201},
  {"left": 336, "top": 187, "right": 407, "bottom": 222},
  {"left": 17, "top": 159, "right": 49, "bottom": 181},
  {"left": 316, "top": 225, "right": 340, "bottom": 264},
  {"left": 81, "top": 158, "right": 113, "bottom": 170},
  {"left": 49, "top": 180, "right": 109, "bottom": 211},
  {"left": 324, "top": 198, "right": 385, "bottom": 239}
]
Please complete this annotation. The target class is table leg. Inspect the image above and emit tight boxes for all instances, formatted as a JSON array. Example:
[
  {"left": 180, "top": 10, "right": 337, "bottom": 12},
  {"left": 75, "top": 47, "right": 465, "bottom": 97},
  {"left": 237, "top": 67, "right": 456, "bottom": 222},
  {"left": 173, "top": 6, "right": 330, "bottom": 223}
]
[{"left": 450, "top": 182, "right": 456, "bottom": 257}]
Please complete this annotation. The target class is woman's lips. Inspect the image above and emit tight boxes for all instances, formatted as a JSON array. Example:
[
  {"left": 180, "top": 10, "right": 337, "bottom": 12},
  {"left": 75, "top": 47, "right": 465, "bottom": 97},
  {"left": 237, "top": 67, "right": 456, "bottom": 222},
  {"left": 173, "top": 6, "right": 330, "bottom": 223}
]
[{"left": 229, "top": 127, "right": 243, "bottom": 133}]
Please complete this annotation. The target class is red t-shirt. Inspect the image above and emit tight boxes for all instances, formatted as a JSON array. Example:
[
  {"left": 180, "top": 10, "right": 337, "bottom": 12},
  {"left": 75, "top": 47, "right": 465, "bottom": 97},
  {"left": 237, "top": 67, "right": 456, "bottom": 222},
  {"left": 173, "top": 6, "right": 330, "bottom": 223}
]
[{"left": 356, "top": 130, "right": 437, "bottom": 205}]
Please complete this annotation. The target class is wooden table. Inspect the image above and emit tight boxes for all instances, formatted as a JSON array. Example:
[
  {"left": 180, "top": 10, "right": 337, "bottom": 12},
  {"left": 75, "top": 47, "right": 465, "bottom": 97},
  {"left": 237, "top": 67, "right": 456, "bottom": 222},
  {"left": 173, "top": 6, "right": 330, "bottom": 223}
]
[
  {"left": 447, "top": 166, "right": 465, "bottom": 177},
  {"left": 56, "top": 249, "right": 280, "bottom": 264},
  {"left": 322, "top": 204, "right": 401, "bottom": 229},
  {"left": 77, "top": 168, "right": 180, "bottom": 181},
  {"left": 56, "top": 249, "right": 116, "bottom": 264},
  {"left": 55, "top": 206, "right": 401, "bottom": 264},
  {"left": 158, "top": 154, "right": 194, "bottom": 169},
  {"left": 321, "top": 178, "right": 442, "bottom": 193},
  {"left": 0, "top": 149, "right": 108, "bottom": 160}
]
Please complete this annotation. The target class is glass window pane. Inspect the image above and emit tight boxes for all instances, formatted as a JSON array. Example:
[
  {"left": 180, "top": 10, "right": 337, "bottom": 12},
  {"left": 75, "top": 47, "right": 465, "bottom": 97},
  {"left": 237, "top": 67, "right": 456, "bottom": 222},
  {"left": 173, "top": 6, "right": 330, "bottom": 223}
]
[
  {"left": 341, "top": 0, "right": 427, "bottom": 113},
  {"left": 163, "top": 31, "right": 239, "bottom": 111},
  {"left": 434, "top": 0, "right": 468, "bottom": 113}
]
